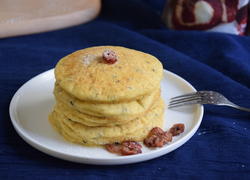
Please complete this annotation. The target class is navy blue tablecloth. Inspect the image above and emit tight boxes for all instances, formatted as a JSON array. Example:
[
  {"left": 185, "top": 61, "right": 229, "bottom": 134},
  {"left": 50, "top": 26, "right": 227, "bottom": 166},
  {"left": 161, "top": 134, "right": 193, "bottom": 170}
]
[{"left": 0, "top": 0, "right": 249, "bottom": 179}]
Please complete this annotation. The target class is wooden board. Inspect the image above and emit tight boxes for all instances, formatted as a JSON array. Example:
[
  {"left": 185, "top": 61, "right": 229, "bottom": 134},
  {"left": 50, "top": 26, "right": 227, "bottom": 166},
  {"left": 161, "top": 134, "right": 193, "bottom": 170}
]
[{"left": 0, "top": 0, "right": 101, "bottom": 38}]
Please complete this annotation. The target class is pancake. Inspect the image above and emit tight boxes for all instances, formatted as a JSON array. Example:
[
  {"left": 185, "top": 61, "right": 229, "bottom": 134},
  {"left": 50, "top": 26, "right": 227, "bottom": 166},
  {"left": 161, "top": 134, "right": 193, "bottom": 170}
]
[
  {"left": 55, "top": 46, "right": 163, "bottom": 102},
  {"left": 49, "top": 99, "right": 164, "bottom": 146},
  {"left": 54, "top": 83, "right": 160, "bottom": 118},
  {"left": 54, "top": 94, "right": 161, "bottom": 127},
  {"left": 54, "top": 100, "right": 143, "bottom": 124},
  {"left": 54, "top": 102, "right": 134, "bottom": 126},
  {"left": 54, "top": 102, "right": 126, "bottom": 126}
]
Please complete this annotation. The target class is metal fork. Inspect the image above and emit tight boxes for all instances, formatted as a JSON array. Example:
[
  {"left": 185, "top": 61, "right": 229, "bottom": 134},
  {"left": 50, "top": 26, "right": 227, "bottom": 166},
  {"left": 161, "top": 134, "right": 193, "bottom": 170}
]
[{"left": 168, "top": 91, "right": 250, "bottom": 112}]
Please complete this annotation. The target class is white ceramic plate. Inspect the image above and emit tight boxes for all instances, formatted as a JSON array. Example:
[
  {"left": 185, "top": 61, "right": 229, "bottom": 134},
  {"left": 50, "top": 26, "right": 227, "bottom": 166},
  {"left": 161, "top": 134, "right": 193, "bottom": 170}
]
[{"left": 9, "top": 69, "right": 203, "bottom": 165}]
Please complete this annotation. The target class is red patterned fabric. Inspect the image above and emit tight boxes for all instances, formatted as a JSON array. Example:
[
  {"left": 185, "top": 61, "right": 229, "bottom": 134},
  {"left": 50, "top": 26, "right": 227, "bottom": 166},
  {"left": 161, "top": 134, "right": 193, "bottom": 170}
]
[{"left": 163, "top": 0, "right": 249, "bottom": 35}]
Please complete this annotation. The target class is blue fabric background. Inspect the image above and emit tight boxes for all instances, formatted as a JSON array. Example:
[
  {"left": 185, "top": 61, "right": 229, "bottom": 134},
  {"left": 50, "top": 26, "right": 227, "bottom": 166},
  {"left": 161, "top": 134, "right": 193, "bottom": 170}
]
[{"left": 0, "top": 0, "right": 249, "bottom": 179}]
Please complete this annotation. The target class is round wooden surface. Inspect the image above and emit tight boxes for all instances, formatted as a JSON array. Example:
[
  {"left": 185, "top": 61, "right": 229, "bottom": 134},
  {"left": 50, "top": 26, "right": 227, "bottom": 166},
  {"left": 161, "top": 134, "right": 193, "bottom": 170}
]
[{"left": 0, "top": 0, "right": 101, "bottom": 38}]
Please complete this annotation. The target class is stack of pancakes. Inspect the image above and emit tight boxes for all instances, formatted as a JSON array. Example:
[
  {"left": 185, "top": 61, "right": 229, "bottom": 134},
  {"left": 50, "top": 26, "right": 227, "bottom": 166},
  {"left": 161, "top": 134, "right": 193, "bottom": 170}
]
[{"left": 49, "top": 46, "right": 164, "bottom": 146}]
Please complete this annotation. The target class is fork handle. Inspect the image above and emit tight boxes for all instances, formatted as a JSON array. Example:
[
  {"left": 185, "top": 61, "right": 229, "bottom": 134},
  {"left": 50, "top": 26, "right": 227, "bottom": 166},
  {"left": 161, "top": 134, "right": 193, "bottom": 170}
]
[
  {"left": 223, "top": 103, "right": 250, "bottom": 112},
  {"left": 234, "top": 106, "right": 250, "bottom": 112}
]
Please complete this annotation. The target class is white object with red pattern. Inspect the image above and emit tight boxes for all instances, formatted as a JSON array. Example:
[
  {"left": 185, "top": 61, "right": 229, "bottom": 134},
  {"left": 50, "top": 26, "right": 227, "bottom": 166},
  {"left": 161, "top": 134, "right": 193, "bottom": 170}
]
[{"left": 163, "top": 0, "right": 249, "bottom": 35}]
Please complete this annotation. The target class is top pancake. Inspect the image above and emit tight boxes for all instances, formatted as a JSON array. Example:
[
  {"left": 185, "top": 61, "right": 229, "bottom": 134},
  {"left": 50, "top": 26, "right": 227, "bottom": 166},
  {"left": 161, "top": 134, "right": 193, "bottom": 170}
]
[{"left": 55, "top": 46, "right": 163, "bottom": 102}]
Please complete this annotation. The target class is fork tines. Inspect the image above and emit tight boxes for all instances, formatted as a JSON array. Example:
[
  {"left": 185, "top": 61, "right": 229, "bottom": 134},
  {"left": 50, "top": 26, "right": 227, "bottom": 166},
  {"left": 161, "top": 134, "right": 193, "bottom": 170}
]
[{"left": 168, "top": 92, "right": 202, "bottom": 108}]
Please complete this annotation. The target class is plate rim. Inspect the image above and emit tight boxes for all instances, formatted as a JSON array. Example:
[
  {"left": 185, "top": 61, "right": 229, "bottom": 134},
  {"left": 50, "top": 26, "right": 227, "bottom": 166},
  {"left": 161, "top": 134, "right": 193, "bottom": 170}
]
[{"left": 9, "top": 68, "right": 204, "bottom": 165}]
